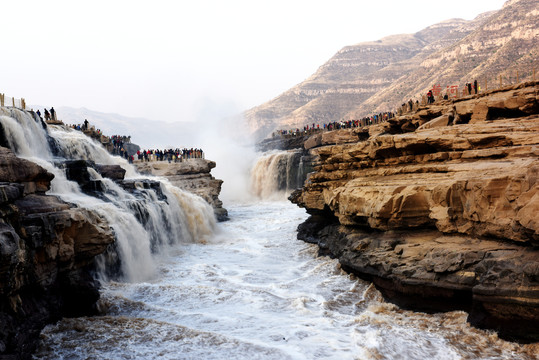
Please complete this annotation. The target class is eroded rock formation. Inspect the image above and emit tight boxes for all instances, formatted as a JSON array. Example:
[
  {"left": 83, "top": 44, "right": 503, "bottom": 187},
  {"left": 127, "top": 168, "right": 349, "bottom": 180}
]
[
  {"left": 135, "top": 159, "right": 228, "bottom": 221},
  {"left": 290, "top": 82, "right": 539, "bottom": 341},
  {"left": 0, "top": 147, "right": 114, "bottom": 358}
]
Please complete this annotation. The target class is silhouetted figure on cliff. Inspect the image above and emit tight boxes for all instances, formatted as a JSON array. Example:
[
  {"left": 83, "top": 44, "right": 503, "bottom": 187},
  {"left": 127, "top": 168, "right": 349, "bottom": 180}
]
[
  {"left": 427, "top": 90, "right": 434, "bottom": 104},
  {"left": 50, "top": 107, "right": 56, "bottom": 121}
]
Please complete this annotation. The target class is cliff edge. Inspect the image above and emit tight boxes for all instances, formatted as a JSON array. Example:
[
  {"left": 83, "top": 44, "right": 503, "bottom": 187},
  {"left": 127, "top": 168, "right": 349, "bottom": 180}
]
[
  {"left": 135, "top": 159, "right": 228, "bottom": 221},
  {"left": 290, "top": 81, "right": 539, "bottom": 341}
]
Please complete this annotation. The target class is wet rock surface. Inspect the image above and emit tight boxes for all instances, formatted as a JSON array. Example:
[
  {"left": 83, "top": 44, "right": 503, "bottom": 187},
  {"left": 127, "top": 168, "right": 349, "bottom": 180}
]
[
  {"left": 0, "top": 147, "right": 114, "bottom": 359},
  {"left": 135, "top": 159, "right": 228, "bottom": 221},
  {"left": 290, "top": 83, "right": 539, "bottom": 341}
]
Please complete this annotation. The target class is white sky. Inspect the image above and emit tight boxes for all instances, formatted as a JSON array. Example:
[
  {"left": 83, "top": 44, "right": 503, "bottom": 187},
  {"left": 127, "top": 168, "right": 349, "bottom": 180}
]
[{"left": 2, "top": 0, "right": 507, "bottom": 123}]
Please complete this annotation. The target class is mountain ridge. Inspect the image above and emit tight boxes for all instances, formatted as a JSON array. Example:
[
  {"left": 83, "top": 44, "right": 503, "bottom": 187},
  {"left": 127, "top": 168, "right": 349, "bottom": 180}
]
[{"left": 245, "top": 0, "right": 538, "bottom": 140}]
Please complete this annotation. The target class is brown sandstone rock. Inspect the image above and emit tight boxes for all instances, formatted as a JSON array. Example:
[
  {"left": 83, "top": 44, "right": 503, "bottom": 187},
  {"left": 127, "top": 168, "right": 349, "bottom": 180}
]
[
  {"left": 291, "top": 85, "right": 539, "bottom": 340},
  {"left": 0, "top": 147, "right": 54, "bottom": 194}
]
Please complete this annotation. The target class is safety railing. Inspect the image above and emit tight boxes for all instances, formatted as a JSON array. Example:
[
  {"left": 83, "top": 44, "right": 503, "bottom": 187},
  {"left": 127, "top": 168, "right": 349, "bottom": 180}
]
[{"left": 0, "top": 93, "right": 26, "bottom": 109}]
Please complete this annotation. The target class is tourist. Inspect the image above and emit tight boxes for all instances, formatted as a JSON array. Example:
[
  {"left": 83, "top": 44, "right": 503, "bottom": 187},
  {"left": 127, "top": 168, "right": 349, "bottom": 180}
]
[
  {"left": 426, "top": 90, "right": 433, "bottom": 104},
  {"left": 50, "top": 107, "right": 56, "bottom": 121}
]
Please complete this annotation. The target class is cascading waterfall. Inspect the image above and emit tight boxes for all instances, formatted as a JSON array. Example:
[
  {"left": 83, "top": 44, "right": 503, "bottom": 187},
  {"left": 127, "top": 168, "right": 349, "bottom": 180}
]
[
  {"left": 0, "top": 107, "right": 216, "bottom": 282},
  {"left": 250, "top": 149, "right": 308, "bottom": 199}
]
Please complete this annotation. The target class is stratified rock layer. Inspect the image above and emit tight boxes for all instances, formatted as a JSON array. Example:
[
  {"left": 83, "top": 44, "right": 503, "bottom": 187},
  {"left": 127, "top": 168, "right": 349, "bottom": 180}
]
[
  {"left": 0, "top": 147, "right": 114, "bottom": 359},
  {"left": 135, "top": 159, "right": 228, "bottom": 221},
  {"left": 246, "top": 0, "right": 538, "bottom": 140},
  {"left": 290, "top": 82, "right": 539, "bottom": 341}
]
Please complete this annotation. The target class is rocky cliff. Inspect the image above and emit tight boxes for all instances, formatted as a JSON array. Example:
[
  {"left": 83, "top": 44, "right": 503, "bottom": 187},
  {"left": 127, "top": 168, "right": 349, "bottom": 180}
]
[
  {"left": 135, "top": 159, "right": 228, "bottom": 221},
  {"left": 348, "top": 0, "right": 539, "bottom": 120},
  {"left": 0, "top": 147, "right": 114, "bottom": 358},
  {"left": 245, "top": 0, "right": 538, "bottom": 140},
  {"left": 289, "top": 81, "right": 539, "bottom": 341}
]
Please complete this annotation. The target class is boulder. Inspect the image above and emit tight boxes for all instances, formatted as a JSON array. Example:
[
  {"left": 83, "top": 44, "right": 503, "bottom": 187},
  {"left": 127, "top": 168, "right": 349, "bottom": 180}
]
[{"left": 96, "top": 164, "right": 126, "bottom": 180}]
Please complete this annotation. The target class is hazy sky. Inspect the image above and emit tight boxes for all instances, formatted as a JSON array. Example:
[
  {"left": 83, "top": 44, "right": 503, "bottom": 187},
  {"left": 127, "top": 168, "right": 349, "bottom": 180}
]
[{"left": 2, "top": 0, "right": 507, "bottom": 123}]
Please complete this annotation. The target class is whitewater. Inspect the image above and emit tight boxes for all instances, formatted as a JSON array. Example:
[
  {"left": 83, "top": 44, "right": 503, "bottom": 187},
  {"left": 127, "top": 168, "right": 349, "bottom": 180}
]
[
  {"left": 0, "top": 108, "right": 534, "bottom": 359},
  {"left": 34, "top": 199, "right": 534, "bottom": 359}
]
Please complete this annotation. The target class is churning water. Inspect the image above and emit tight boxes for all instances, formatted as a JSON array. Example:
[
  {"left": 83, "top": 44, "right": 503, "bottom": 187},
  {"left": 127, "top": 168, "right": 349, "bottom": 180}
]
[
  {"left": 1, "top": 109, "right": 535, "bottom": 359},
  {"left": 35, "top": 201, "right": 537, "bottom": 359},
  {"left": 0, "top": 107, "right": 215, "bottom": 282}
]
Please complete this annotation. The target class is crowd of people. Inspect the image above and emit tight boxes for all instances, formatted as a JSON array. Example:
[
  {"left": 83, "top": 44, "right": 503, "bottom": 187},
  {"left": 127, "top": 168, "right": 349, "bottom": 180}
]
[
  {"left": 64, "top": 118, "right": 203, "bottom": 164},
  {"left": 110, "top": 134, "right": 131, "bottom": 158},
  {"left": 274, "top": 77, "right": 480, "bottom": 138},
  {"left": 69, "top": 119, "right": 103, "bottom": 134},
  {"left": 273, "top": 111, "right": 395, "bottom": 137},
  {"left": 132, "top": 148, "right": 204, "bottom": 163}
]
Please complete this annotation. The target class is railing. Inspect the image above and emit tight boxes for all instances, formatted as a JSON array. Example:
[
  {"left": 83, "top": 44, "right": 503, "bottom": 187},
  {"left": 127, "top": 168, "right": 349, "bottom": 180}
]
[{"left": 0, "top": 93, "right": 26, "bottom": 109}]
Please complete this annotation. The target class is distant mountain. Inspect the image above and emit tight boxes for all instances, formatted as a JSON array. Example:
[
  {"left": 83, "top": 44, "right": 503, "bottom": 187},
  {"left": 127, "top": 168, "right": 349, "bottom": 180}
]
[{"left": 245, "top": 0, "right": 538, "bottom": 140}]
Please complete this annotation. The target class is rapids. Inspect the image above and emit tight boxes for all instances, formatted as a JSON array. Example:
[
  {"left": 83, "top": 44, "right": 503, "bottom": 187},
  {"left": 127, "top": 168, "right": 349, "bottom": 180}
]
[
  {"left": 34, "top": 202, "right": 536, "bottom": 359},
  {"left": 0, "top": 109, "right": 535, "bottom": 359}
]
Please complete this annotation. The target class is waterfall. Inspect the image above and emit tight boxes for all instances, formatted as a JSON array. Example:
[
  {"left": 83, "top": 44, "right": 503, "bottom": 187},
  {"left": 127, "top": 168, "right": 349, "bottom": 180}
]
[
  {"left": 250, "top": 149, "right": 307, "bottom": 199},
  {"left": 0, "top": 107, "right": 216, "bottom": 282}
]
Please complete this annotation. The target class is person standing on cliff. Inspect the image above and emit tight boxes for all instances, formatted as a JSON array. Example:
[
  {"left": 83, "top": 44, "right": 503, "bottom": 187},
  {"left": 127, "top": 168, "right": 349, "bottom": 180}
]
[
  {"left": 474, "top": 79, "right": 478, "bottom": 94},
  {"left": 44, "top": 108, "right": 50, "bottom": 121},
  {"left": 50, "top": 107, "right": 56, "bottom": 121}
]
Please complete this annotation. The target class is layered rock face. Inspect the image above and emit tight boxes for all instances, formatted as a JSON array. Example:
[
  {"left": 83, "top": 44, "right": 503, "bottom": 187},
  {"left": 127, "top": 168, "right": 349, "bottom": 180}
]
[
  {"left": 349, "top": 0, "right": 539, "bottom": 120},
  {"left": 0, "top": 147, "right": 114, "bottom": 358},
  {"left": 135, "top": 159, "right": 228, "bottom": 221},
  {"left": 245, "top": 17, "right": 479, "bottom": 140},
  {"left": 245, "top": 0, "right": 538, "bottom": 140},
  {"left": 290, "top": 82, "right": 539, "bottom": 341}
]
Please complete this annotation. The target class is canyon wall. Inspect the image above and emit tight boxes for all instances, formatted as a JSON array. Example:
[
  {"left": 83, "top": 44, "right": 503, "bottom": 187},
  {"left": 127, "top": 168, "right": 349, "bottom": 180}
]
[{"left": 290, "top": 82, "right": 539, "bottom": 341}]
